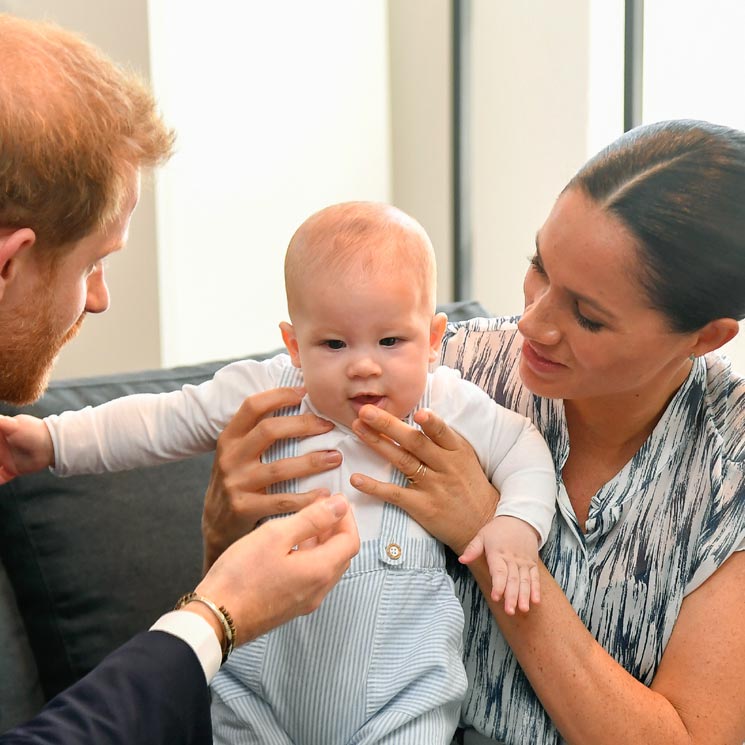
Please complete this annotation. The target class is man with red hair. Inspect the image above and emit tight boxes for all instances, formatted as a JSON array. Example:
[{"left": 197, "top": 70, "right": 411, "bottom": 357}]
[{"left": 0, "top": 13, "right": 359, "bottom": 744}]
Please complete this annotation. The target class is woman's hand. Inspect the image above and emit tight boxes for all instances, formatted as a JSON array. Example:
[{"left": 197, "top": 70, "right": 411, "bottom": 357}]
[
  {"left": 202, "top": 387, "right": 343, "bottom": 572},
  {"left": 350, "top": 404, "right": 499, "bottom": 553}
]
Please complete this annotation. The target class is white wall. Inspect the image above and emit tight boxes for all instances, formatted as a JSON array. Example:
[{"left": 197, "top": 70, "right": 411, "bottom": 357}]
[
  {"left": 148, "top": 0, "right": 392, "bottom": 365},
  {"left": 388, "top": 0, "right": 453, "bottom": 302},
  {"left": 470, "top": 0, "right": 594, "bottom": 318}
]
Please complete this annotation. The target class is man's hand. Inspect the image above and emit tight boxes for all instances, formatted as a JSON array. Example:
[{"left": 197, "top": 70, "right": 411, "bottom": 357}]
[
  {"left": 0, "top": 414, "right": 55, "bottom": 484},
  {"left": 193, "top": 494, "right": 359, "bottom": 647}
]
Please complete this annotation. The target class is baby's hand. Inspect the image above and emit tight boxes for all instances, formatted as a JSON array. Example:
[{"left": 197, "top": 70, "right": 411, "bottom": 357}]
[
  {"left": 459, "top": 514, "right": 540, "bottom": 615},
  {"left": 0, "top": 414, "right": 55, "bottom": 484}
]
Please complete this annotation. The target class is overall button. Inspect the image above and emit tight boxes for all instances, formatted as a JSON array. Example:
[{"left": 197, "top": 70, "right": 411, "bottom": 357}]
[{"left": 386, "top": 543, "right": 402, "bottom": 560}]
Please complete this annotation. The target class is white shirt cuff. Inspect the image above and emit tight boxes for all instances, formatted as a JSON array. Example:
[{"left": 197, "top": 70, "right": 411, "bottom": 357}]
[{"left": 149, "top": 610, "right": 222, "bottom": 683}]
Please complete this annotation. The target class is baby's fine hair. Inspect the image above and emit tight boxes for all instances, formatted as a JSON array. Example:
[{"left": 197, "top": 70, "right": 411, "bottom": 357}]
[{"left": 284, "top": 201, "right": 437, "bottom": 314}]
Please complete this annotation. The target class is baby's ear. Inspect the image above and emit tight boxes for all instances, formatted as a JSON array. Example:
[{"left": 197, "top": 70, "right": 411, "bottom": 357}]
[
  {"left": 428, "top": 312, "right": 448, "bottom": 362},
  {"left": 279, "top": 322, "right": 302, "bottom": 368}
]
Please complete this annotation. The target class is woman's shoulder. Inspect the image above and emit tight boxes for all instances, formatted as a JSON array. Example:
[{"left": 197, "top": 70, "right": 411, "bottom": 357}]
[
  {"left": 702, "top": 352, "right": 745, "bottom": 463},
  {"left": 441, "top": 315, "right": 521, "bottom": 364},
  {"left": 439, "top": 315, "right": 526, "bottom": 408}
]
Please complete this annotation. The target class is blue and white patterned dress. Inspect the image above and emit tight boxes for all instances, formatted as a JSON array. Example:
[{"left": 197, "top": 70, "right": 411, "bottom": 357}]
[{"left": 440, "top": 317, "right": 745, "bottom": 745}]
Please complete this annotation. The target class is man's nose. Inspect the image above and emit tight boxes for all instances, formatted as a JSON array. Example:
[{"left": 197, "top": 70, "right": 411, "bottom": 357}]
[{"left": 85, "top": 265, "right": 110, "bottom": 314}]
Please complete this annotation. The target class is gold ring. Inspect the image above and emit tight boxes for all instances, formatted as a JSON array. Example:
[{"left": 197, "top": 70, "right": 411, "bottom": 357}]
[{"left": 407, "top": 462, "right": 427, "bottom": 485}]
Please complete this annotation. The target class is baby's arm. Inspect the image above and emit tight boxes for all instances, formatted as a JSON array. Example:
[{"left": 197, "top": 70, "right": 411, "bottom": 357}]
[
  {"left": 0, "top": 414, "right": 54, "bottom": 483},
  {"left": 459, "top": 514, "right": 540, "bottom": 615},
  {"left": 46, "top": 357, "right": 282, "bottom": 477},
  {"left": 432, "top": 368, "right": 557, "bottom": 614}
]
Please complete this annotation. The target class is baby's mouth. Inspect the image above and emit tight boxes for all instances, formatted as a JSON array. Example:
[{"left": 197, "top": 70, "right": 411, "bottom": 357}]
[{"left": 350, "top": 394, "right": 384, "bottom": 408}]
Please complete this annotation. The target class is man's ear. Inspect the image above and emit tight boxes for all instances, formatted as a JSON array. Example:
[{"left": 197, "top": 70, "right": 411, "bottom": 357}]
[
  {"left": 690, "top": 317, "right": 740, "bottom": 357},
  {"left": 279, "top": 321, "right": 302, "bottom": 368},
  {"left": 428, "top": 312, "right": 448, "bottom": 363},
  {"left": 0, "top": 228, "right": 36, "bottom": 301}
]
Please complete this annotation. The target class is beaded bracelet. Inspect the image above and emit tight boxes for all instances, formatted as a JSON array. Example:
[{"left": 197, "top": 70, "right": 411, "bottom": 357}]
[{"left": 174, "top": 591, "right": 236, "bottom": 665}]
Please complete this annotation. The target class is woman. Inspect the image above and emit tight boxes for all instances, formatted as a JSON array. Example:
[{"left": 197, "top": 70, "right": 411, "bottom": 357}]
[{"left": 203, "top": 120, "right": 745, "bottom": 744}]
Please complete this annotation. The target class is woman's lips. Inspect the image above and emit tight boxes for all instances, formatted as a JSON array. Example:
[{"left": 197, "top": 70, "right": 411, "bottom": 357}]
[{"left": 521, "top": 340, "right": 566, "bottom": 373}]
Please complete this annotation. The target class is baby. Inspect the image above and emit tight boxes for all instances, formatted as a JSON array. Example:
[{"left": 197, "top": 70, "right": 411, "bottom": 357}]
[{"left": 0, "top": 202, "right": 556, "bottom": 744}]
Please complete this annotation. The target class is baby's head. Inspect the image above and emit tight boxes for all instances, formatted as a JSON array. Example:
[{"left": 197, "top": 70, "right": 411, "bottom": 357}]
[{"left": 280, "top": 201, "right": 446, "bottom": 429}]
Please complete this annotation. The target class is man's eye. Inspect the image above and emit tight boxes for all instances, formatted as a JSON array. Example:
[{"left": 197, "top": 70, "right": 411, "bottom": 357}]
[
  {"left": 324, "top": 340, "right": 346, "bottom": 350},
  {"left": 379, "top": 337, "right": 398, "bottom": 347}
]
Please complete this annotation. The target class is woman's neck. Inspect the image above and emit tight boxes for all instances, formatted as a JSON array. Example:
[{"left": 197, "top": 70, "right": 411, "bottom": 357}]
[
  {"left": 563, "top": 360, "right": 693, "bottom": 454},
  {"left": 561, "top": 361, "right": 694, "bottom": 528}
]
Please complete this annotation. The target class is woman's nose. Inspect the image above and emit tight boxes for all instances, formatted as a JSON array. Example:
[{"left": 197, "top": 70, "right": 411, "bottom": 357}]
[{"left": 518, "top": 290, "right": 560, "bottom": 346}]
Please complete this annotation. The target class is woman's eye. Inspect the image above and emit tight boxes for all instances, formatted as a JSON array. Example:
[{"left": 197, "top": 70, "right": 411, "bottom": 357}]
[
  {"left": 528, "top": 253, "right": 546, "bottom": 276},
  {"left": 379, "top": 337, "right": 398, "bottom": 347},
  {"left": 574, "top": 308, "right": 604, "bottom": 333},
  {"left": 324, "top": 340, "right": 346, "bottom": 350}
]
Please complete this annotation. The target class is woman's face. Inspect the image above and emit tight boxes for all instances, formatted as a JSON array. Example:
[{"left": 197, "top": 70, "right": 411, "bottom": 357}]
[{"left": 517, "top": 187, "right": 697, "bottom": 404}]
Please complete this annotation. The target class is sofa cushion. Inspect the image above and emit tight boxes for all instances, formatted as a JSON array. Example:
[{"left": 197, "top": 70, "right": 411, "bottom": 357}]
[
  {"left": 0, "top": 357, "right": 240, "bottom": 702},
  {"left": 0, "top": 300, "right": 490, "bottom": 711}
]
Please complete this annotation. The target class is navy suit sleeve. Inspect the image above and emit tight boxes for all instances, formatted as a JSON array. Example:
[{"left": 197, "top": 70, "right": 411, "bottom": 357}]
[{"left": 0, "top": 631, "right": 212, "bottom": 745}]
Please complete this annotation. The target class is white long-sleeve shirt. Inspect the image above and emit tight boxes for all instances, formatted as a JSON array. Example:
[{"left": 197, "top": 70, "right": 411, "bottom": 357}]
[{"left": 46, "top": 354, "right": 556, "bottom": 545}]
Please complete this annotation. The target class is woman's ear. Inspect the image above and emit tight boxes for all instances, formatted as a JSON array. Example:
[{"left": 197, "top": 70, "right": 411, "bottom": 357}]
[
  {"left": 279, "top": 321, "right": 302, "bottom": 367},
  {"left": 690, "top": 317, "right": 740, "bottom": 357},
  {"left": 0, "top": 228, "right": 36, "bottom": 301},
  {"left": 429, "top": 312, "right": 448, "bottom": 363}
]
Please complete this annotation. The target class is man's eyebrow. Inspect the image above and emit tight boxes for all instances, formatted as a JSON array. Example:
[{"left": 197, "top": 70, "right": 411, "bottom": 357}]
[{"left": 533, "top": 233, "right": 618, "bottom": 321}]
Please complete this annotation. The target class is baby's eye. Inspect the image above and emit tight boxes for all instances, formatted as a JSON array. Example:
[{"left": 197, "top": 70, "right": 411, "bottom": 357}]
[
  {"left": 379, "top": 337, "right": 398, "bottom": 347},
  {"left": 324, "top": 340, "right": 346, "bottom": 350}
]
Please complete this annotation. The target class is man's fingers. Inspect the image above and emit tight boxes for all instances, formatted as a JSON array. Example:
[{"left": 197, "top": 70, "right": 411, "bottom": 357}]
[{"left": 282, "top": 495, "right": 352, "bottom": 548}]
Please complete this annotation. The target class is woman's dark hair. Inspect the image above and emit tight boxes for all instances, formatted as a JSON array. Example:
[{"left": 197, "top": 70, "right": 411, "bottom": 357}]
[{"left": 569, "top": 119, "right": 745, "bottom": 332}]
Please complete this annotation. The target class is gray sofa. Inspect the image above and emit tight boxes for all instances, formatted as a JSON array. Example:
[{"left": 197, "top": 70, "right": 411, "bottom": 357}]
[{"left": 0, "top": 300, "right": 488, "bottom": 732}]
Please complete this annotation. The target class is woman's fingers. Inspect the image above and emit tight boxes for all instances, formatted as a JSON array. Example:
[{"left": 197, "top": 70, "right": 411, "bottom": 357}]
[
  {"left": 412, "top": 407, "right": 465, "bottom": 450},
  {"left": 349, "top": 471, "right": 409, "bottom": 507}
]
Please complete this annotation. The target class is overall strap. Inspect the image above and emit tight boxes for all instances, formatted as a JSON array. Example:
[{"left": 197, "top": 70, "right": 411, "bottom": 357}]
[
  {"left": 263, "top": 364, "right": 303, "bottom": 495},
  {"left": 376, "top": 378, "right": 439, "bottom": 568}
]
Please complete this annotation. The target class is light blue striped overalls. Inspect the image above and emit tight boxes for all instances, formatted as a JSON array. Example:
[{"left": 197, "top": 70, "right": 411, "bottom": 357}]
[{"left": 211, "top": 365, "right": 467, "bottom": 745}]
